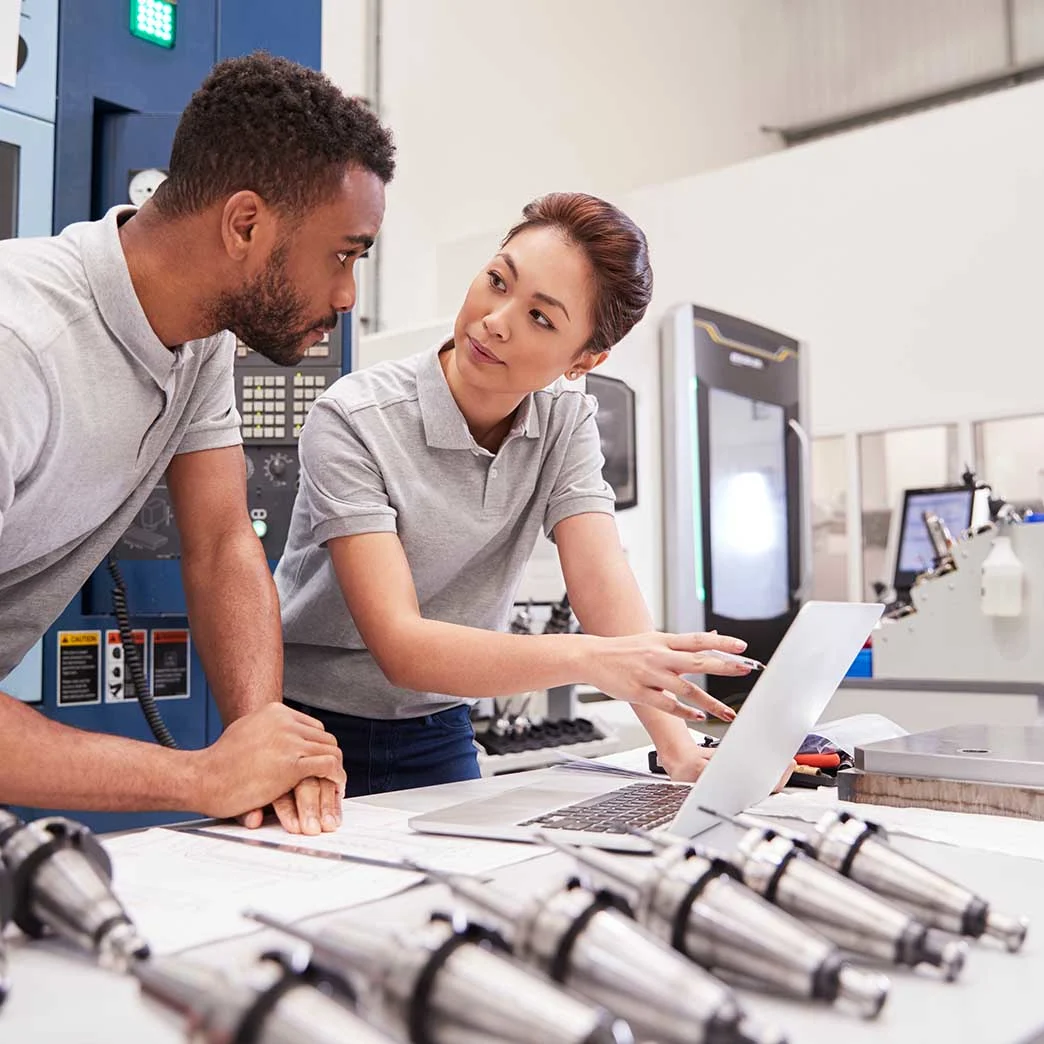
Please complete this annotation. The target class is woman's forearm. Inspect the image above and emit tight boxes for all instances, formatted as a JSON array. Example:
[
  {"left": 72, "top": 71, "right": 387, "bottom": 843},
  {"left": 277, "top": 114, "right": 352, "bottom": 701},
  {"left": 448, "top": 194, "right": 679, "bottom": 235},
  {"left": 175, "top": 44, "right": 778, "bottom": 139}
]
[{"left": 378, "top": 618, "right": 595, "bottom": 697}]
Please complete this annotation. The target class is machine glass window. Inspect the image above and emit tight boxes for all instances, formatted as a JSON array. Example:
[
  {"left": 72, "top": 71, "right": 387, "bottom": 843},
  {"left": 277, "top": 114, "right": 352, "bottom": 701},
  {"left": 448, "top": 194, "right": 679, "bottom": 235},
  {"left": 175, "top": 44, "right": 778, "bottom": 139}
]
[
  {"left": 0, "top": 141, "right": 20, "bottom": 241},
  {"left": 973, "top": 415, "right": 1044, "bottom": 514},
  {"left": 811, "top": 436, "right": 848, "bottom": 601},
  {"left": 859, "top": 425, "right": 959, "bottom": 600},
  {"left": 707, "top": 386, "right": 789, "bottom": 620}
]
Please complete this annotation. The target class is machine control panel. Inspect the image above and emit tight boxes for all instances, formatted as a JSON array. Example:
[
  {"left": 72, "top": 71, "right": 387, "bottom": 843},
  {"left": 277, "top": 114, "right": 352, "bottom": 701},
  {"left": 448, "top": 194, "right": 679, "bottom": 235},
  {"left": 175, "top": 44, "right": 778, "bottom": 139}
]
[
  {"left": 233, "top": 328, "right": 344, "bottom": 445},
  {"left": 237, "top": 368, "right": 340, "bottom": 442},
  {"left": 114, "top": 320, "right": 347, "bottom": 561}
]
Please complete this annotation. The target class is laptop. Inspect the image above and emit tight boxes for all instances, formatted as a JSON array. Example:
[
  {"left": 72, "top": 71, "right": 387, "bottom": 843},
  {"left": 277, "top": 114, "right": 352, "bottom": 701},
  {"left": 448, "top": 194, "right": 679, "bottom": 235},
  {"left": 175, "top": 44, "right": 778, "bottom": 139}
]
[{"left": 409, "top": 601, "right": 883, "bottom": 851}]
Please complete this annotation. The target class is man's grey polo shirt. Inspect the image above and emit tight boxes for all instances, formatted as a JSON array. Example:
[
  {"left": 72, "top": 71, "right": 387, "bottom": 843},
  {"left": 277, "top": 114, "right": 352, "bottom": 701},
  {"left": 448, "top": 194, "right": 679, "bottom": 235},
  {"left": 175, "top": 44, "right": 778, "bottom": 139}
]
[
  {"left": 276, "top": 345, "right": 615, "bottom": 719},
  {"left": 0, "top": 206, "right": 241, "bottom": 676}
]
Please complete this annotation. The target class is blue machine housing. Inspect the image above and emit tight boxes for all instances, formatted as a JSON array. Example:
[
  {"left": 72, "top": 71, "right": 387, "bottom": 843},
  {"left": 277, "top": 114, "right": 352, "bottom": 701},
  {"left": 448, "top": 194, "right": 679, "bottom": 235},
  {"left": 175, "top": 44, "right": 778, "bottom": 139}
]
[{"left": 2, "top": 0, "right": 351, "bottom": 833}]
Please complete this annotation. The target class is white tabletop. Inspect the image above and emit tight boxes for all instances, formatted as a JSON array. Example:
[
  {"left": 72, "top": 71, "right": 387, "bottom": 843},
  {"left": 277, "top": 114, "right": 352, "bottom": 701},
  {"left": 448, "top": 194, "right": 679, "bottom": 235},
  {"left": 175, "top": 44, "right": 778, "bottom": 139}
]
[{"left": 2, "top": 767, "right": 1042, "bottom": 1044}]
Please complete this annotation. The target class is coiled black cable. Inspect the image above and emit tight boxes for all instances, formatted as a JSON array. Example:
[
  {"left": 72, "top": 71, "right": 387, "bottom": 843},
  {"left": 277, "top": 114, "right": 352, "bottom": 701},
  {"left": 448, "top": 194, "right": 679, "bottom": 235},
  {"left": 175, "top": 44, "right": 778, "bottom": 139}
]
[{"left": 105, "top": 552, "right": 178, "bottom": 749}]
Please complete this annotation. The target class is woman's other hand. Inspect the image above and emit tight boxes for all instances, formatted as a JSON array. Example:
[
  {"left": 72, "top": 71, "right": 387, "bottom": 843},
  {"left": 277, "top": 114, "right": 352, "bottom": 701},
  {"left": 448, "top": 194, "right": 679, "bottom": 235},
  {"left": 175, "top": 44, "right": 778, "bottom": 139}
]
[{"left": 581, "top": 630, "right": 753, "bottom": 722}]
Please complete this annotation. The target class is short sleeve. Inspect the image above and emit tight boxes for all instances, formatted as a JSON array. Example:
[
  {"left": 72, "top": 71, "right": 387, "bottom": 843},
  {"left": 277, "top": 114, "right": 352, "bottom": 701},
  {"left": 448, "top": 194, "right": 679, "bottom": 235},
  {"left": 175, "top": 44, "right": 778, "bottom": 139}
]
[
  {"left": 543, "top": 395, "right": 616, "bottom": 538},
  {"left": 0, "top": 334, "right": 51, "bottom": 545},
  {"left": 297, "top": 397, "right": 399, "bottom": 546},
  {"left": 176, "top": 335, "right": 243, "bottom": 456}
]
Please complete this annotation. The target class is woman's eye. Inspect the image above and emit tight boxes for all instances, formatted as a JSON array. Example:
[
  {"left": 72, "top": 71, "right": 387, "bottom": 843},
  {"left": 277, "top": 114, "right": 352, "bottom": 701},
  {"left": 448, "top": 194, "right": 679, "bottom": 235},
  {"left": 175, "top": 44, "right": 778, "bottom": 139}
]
[
  {"left": 336, "top": 252, "right": 349, "bottom": 266},
  {"left": 488, "top": 270, "right": 506, "bottom": 291},
  {"left": 531, "top": 310, "right": 554, "bottom": 330}
]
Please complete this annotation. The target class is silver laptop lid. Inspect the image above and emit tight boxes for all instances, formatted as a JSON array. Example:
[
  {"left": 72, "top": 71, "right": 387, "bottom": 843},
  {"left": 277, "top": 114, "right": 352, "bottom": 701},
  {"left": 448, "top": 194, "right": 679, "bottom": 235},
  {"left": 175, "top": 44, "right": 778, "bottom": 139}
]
[{"left": 672, "top": 600, "right": 884, "bottom": 839}]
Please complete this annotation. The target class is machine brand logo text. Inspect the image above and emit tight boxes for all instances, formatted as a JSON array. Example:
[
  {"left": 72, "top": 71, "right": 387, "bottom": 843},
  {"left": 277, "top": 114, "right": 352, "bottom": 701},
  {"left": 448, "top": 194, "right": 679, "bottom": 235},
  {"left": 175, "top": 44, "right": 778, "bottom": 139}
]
[{"left": 728, "top": 350, "right": 765, "bottom": 370}]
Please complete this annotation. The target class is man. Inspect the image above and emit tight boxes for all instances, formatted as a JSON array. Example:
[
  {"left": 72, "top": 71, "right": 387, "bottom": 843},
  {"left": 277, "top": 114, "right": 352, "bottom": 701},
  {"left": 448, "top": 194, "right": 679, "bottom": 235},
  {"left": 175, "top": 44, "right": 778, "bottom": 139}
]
[{"left": 0, "top": 52, "right": 395, "bottom": 834}]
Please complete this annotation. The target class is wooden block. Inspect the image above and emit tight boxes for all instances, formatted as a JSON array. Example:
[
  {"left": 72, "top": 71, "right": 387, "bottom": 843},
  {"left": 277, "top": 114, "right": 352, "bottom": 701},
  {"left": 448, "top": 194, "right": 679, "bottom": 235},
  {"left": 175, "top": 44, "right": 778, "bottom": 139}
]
[{"left": 837, "top": 769, "right": 1044, "bottom": 821}]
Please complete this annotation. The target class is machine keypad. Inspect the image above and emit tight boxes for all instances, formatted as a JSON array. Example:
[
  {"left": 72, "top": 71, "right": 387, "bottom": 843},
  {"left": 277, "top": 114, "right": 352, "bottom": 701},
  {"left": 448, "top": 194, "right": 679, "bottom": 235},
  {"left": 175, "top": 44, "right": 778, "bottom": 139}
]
[{"left": 237, "top": 372, "right": 331, "bottom": 441}]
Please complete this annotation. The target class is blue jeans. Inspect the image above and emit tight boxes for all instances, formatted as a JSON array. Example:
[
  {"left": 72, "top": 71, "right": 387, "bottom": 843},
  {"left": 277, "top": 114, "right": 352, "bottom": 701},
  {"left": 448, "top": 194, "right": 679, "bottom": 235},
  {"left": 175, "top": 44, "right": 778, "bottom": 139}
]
[{"left": 286, "top": 700, "right": 481, "bottom": 797}]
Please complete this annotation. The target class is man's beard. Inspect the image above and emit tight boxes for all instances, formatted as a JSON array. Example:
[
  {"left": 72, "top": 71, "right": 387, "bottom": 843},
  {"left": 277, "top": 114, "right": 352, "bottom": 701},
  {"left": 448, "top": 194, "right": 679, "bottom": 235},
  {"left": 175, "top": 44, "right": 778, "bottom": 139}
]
[{"left": 209, "top": 243, "right": 336, "bottom": 366}]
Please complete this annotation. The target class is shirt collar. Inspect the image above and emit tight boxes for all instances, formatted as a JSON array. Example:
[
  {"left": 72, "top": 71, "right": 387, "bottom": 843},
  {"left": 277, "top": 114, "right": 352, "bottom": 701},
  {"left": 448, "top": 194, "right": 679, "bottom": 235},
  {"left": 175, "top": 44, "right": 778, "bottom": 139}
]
[
  {"left": 417, "top": 344, "right": 541, "bottom": 449},
  {"left": 79, "top": 206, "right": 189, "bottom": 386}
]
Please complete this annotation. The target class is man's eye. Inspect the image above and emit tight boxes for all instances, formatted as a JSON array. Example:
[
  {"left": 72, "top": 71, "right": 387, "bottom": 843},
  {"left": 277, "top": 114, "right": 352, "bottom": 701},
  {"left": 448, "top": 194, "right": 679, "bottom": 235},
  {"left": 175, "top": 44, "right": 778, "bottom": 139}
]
[{"left": 338, "top": 251, "right": 370, "bottom": 267}]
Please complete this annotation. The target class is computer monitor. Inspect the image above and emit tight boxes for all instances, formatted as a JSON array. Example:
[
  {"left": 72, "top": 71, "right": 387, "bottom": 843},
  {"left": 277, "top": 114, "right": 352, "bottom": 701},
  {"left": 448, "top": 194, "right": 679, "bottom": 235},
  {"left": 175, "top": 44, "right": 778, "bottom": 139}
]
[{"left": 892, "top": 484, "right": 975, "bottom": 593}]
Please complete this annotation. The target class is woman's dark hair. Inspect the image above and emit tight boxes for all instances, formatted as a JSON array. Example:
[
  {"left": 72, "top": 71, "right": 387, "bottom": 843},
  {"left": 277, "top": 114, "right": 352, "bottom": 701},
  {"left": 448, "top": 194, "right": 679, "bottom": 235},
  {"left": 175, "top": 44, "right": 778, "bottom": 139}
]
[
  {"left": 154, "top": 51, "right": 395, "bottom": 219},
  {"left": 503, "top": 192, "right": 652, "bottom": 353}
]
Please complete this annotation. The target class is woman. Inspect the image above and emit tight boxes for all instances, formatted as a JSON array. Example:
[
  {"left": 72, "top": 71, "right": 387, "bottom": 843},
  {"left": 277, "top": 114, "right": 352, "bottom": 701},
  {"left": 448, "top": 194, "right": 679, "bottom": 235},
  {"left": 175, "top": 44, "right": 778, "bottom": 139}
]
[{"left": 275, "top": 192, "right": 755, "bottom": 806}]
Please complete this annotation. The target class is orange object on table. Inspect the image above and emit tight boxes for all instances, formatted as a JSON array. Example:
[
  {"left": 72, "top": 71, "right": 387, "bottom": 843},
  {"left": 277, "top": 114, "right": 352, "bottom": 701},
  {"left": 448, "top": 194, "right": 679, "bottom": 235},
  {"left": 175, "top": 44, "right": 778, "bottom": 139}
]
[{"left": 795, "top": 752, "right": 842, "bottom": 769}]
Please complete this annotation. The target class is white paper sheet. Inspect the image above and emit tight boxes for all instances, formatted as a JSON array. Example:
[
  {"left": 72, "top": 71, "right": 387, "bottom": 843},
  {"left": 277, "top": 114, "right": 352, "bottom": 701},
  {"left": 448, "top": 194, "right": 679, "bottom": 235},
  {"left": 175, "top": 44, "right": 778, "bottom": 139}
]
[
  {"left": 0, "top": 0, "right": 19, "bottom": 87},
  {"left": 812, "top": 713, "right": 908, "bottom": 754},
  {"left": 747, "top": 788, "right": 1044, "bottom": 862},
  {"left": 201, "top": 800, "right": 545, "bottom": 875},
  {"left": 103, "top": 827, "right": 420, "bottom": 955}
]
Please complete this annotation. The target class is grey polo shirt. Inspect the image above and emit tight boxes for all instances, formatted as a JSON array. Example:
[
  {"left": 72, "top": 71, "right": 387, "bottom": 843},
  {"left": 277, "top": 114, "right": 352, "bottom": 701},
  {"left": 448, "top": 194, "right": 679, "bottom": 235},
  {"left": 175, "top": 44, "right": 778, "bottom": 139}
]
[
  {"left": 0, "top": 206, "right": 241, "bottom": 676},
  {"left": 276, "top": 345, "right": 615, "bottom": 719}
]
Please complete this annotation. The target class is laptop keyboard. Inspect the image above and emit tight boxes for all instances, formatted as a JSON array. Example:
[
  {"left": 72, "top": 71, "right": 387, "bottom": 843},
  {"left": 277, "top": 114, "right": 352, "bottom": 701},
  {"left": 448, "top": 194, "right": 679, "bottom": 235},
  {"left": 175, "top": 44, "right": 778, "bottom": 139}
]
[{"left": 520, "top": 781, "right": 692, "bottom": 835}]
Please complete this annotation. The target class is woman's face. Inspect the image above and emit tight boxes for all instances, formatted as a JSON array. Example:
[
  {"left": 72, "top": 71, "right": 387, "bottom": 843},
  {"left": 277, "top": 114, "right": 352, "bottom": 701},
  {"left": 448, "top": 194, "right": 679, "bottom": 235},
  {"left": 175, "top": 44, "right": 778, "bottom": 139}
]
[{"left": 452, "top": 226, "right": 606, "bottom": 394}]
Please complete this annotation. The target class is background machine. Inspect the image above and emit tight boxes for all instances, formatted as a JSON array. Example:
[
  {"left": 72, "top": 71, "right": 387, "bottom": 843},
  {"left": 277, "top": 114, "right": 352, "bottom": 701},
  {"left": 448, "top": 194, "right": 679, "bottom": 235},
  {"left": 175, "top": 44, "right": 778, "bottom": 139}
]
[
  {"left": 0, "top": 0, "right": 348, "bottom": 832},
  {"left": 661, "top": 304, "right": 810, "bottom": 704}
]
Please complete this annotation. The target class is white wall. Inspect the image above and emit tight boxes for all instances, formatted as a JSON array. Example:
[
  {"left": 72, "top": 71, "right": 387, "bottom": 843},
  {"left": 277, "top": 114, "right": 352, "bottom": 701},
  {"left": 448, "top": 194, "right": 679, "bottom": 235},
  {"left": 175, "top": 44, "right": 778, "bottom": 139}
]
[{"left": 321, "top": 0, "right": 367, "bottom": 97}]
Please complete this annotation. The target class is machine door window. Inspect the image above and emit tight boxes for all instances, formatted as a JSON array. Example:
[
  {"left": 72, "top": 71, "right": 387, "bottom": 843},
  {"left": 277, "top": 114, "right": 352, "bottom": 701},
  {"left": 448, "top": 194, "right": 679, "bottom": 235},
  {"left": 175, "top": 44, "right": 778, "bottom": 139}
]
[
  {"left": 707, "top": 385, "right": 790, "bottom": 620},
  {"left": 0, "top": 140, "right": 19, "bottom": 240}
]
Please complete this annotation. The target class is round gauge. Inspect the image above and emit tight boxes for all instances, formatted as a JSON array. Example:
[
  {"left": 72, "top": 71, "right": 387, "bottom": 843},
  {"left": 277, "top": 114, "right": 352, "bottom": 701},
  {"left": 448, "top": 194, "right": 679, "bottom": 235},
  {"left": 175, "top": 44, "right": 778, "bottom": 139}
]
[
  {"left": 128, "top": 168, "right": 168, "bottom": 207},
  {"left": 263, "top": 451, "right": 294, "bottom": 487},
  {"left": 244, "top": 454, "right": 255, "bottom": 481}
]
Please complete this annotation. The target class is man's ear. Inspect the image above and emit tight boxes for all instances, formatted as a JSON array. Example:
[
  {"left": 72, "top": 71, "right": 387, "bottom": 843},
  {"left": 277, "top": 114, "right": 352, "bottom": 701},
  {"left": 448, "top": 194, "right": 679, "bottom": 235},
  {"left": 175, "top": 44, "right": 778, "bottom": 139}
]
[{"left": 221, "top": 191, "right": 268, "bottom": 261}]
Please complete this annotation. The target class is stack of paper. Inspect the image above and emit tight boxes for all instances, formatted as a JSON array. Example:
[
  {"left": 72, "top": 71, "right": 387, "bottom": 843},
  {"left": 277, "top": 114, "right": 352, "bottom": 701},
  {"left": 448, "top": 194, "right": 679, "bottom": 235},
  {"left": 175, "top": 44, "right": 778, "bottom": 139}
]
[
  {"left": 201, "top": 800, "right": 546, "bottom": 876},
  {"left": 103, "top": 828, "right": 421, "bottom": 955}
]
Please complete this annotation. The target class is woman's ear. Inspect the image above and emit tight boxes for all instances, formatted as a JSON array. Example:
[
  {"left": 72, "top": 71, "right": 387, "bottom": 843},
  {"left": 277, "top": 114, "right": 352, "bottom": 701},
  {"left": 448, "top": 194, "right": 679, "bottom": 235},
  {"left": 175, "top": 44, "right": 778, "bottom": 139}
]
[{"left": 570, "top": 350, "right": 610, "bottom": 379}]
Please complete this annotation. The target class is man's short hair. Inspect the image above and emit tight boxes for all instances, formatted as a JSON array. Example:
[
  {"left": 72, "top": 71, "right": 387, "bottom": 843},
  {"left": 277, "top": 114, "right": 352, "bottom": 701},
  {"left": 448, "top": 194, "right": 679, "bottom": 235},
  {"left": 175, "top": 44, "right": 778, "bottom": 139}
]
[{"left": 154, "top": 51, "right": 395, "bottom": 218}]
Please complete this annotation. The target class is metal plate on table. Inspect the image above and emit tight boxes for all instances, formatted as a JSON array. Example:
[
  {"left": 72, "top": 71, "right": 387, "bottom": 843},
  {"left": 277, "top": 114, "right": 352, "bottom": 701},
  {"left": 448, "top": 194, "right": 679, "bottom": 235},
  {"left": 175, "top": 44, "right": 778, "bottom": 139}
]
[{"left": 855, "top": 724, "right": 1044, "bottom": 787}]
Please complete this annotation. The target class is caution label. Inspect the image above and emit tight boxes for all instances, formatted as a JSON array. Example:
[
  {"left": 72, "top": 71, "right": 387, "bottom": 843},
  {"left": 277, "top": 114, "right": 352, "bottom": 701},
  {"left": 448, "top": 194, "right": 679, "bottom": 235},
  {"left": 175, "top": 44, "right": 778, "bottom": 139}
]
[
  {"left": 151, "top": 629, "right": 191, "bottom": 700},
  {"left": 57, "top": 631, "right": 101, "bottom": 706},
  {"left": 105, "top": 629, "right": 147, "bottom": 703}
]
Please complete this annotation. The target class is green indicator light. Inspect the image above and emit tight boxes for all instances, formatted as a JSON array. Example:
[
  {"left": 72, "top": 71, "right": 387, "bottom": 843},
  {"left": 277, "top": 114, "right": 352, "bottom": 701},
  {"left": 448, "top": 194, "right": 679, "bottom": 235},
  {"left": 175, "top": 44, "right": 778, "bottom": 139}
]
[
  {"left": 130, "top": 0, "right": 177, "bottom": 49},
  {"left": 251, "top": 519, "right": 268, "bottom": 539}
]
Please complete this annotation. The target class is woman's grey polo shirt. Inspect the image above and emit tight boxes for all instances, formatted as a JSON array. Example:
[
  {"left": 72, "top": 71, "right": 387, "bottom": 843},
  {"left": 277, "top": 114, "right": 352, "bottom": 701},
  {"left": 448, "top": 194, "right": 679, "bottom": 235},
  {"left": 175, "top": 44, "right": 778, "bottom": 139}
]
[{"left": 275, "top": 346, "right": 615, "bottom": 719}]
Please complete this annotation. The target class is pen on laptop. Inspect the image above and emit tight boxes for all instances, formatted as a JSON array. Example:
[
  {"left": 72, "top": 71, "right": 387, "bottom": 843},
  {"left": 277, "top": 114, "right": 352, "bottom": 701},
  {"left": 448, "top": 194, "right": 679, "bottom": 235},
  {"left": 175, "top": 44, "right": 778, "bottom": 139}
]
[{"left": 705, "top": 650, "right": 766, "bottom": 671}]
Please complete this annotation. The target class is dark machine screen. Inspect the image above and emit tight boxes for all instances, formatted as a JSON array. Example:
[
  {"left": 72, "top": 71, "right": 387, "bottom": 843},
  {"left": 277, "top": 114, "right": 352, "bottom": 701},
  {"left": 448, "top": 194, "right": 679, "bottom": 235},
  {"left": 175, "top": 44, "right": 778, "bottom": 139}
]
[
  {"left": 0, "top": 140, "right": 19, "bottom": 241},
  {"left": 895, "top": 488, "right": 974, "bottom": 583}
]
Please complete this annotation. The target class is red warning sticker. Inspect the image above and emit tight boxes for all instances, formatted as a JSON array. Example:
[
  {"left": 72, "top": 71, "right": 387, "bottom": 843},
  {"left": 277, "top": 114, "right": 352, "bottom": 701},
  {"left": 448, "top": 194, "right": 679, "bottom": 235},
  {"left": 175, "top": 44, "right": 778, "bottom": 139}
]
[{"left": 150, "top": 629, "right": 191, "bottom": 700}]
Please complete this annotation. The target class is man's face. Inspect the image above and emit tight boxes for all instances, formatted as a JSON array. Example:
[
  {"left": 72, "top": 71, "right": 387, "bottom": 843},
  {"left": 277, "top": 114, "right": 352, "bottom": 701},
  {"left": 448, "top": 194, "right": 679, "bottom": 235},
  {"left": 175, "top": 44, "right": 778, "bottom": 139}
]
[{"left": 213, "top": 167, "right": 385, "bottom": 365}]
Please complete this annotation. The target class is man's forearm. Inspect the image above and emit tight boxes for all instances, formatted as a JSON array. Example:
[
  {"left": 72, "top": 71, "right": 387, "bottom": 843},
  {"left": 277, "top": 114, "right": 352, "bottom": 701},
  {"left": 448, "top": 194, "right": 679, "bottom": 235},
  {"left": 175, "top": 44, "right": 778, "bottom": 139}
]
[
  {"left": 0, "top": 693, "right": 204, "bottom": 811},
  {"left": 181, "top": 530, "right": 283, "bottom": 723}
]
